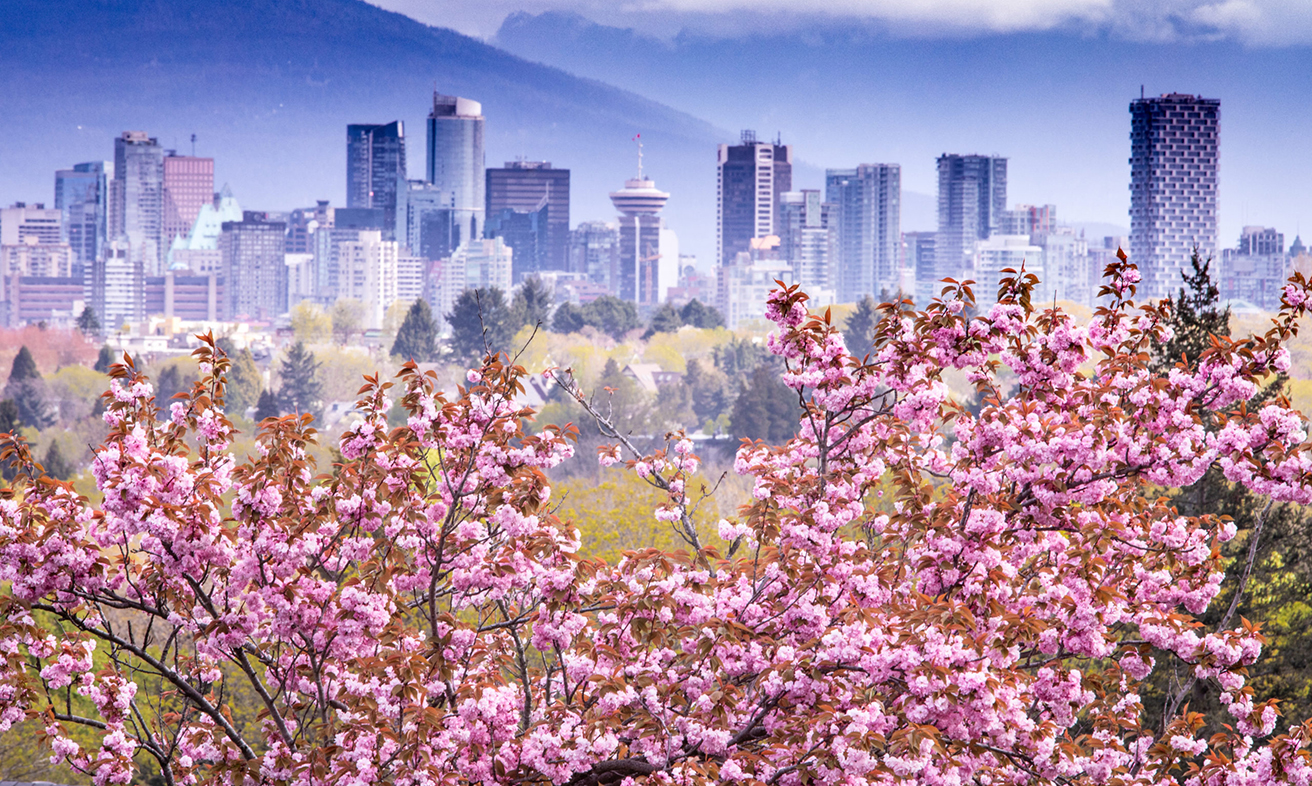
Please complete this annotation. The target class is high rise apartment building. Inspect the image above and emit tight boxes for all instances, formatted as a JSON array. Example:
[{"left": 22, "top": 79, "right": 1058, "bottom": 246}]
[
  {"left": 717, "top": 130, "right": 792, "bottom": 266},
  {"left": 336, "top": 230, "right": 399, "bottom": 331},
  {"left": 162, "top": 155, "right": 214, "bottom": 250},
  {"left": 777, "top": 190, "right": 835, "bottom": 297},
  {"left": 998, "top": 204, "right": 1057, "bottom": 236},
  {"left": 1129, "top": 93, "right": 1220, "bottom": 299},
  {"left": 905, "top": 231, "right": 938, "bottom": 306},
  {"left": 221, "top": 211, "right": 287, "bottom": 321},
  {"left": 485, "top": 161, "right": 570, "bottom": 276},
  {"left": 347, "top": 122, "right": 406, "bottom": 241},
  {"left": 569, "top": 221, "right": 619, "bottom": 293},
  {"left": 111, "top": 131, "right": 167, "bottom": 276},
  {"left": 1, "top": 203, "right": 62, "bottom": 246},
  {"left": 935, "top": 154, "right": 1007, "bottom": 284},
  {"left": 426, "top": 93, "right": 484, "bottom": 249},
  {"left": 825, "top": 165, "right": 901, "bottom": 300},
  {"left": 55, "top": 162, "right": 109, "bottom": 276}
]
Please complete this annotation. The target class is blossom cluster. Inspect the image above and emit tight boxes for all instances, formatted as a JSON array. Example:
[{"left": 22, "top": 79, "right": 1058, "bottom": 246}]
[{"left": 1, "top": 261, "right": 1312, "bottom": 786}]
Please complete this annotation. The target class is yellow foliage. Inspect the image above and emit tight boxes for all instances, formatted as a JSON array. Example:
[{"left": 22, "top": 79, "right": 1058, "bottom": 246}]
[{"left": 555, "top": 469, "right": 733, "bottom": 564}]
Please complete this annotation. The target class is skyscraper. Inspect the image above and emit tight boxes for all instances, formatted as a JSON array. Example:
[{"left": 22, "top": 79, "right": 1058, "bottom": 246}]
[
  {"left": 777, "top": 190, "right": 835, "bottom": 297},
  {"left": 610, "top": 146, "right": 674, "bottom": 308},
  {"left": 111, "top": 131, "right": 166, "bottom": 276},
  {"left": 55, "top": 161, "right": 109, "bottom": 278},
  {"left": 825, "top": 164, "right": 902, "bottom": 300},
  {"left": 569, "top": 221, "right": 619, "bottom": 293},
  {"left": 426, "top": 93, "right": 484, "bottom": 249},
  {"left": 221, "top": 211, "right": 287, "bottom": 321},
  {"left": 162, "top": 154, "right": 215, "bottom": 251},
  {"left": 935, "top": 154, "right": 1007, "bottom": 284},
  {"left": 1129, "top": 93, "right": 1220, "bottom": 299},
  {"left": 347, "top": 121, "right": 406, "bottom": 241},
  {"left": 485, "top": 161, "right": 570, "bottom": 277},
  {"left": 717, "top": 130, "right": 792, "bottom": 266}
]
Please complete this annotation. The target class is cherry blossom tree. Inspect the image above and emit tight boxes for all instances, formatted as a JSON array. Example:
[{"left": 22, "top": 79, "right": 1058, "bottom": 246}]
[{"left": 4, "top": 254, "right": 1312, "bottom": 786}]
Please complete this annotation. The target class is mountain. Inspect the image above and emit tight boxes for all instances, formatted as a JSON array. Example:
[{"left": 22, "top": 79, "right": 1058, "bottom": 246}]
[{"left": 0, "top": 0, "right": 729, "bottom": 263}]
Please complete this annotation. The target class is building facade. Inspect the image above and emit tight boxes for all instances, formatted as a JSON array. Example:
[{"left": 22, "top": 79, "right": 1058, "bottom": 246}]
[
  {"left": 825, "top": 165, "right": 901, "bottom": 301},
  {"left": 569, "top": 221, "right": 619, "bottom": 293},
  {"left": 111, "top": 131, "right": 166, "bottom": 276},
  {"left": 55, "top": 162, "right": 109, "bottom": 277},
  {"left": 610, "top": 173, "right": 675, "bottom": 308},
  {"left": 162, "top": 154, "right": 214, "bottom": 250},
  {"left": 1129, "top": 93, "right": 1220, "bottom": 300},
  {"left": 485, "top": 161, "right": 570, "bottom": 274},
  {"left": 426, "top": 93, "right": 484, "bottom": 249},
  {"left": 221, "top": 211, "right": 287, "bottom": 321},
  {"left": 336, "top": 230, "right": 399, "bottom": 331},
  {"left": 347, "top": 122, "right": 406, "bottom": 241},
  {"left": 904, "top": 231, "right": 938, "bottom": 306},
  {"left": 936, "top": 154, "right": 1007, "bottom": 286},
  {"left": 717, "top": 130, "right": 792, "bottom": 266},
  {"left": 777, "top": 190, "right": 835, "bottom": 299}
]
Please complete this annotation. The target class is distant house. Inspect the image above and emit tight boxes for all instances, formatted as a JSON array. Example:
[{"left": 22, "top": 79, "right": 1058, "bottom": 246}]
[{"left": 622, "top": 363, "right": 683, "bottom": 394}]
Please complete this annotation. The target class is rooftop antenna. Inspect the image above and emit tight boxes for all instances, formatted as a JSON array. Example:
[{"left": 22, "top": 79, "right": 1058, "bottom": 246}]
[
  {"left": 190, "top": 133, "right": 196, "bottom": 157},
  {"left": 1141, "top": 84, "right": 1145, "bottom": 99},
  {"left": 633, "top": 133, "right": 643, "bottom": 180}
]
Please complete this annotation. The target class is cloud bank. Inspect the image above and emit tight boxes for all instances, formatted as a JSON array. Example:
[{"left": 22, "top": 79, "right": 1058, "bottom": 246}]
[{"left": 374, "top": 0, "right": 1312, "bottom": 45}]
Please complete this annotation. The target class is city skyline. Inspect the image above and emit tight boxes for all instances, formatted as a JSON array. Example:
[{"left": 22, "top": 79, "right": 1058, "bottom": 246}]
[{"left": 3, "top": 0, "right": 1311, "bottom": 274}]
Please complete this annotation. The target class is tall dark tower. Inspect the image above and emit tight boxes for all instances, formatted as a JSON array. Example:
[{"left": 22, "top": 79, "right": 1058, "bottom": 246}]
[
  {"left": 1129, "top": 93, "right": 1220, "bottom": 300},
  {"left": 717, "top": 130, "right": 792, "bottom": 266},
  {"left": 484, "top": 161, "right": 570, "bottom": 280},
  {"left": 346, "top": 121, "right": 406, "bottom": 241}
]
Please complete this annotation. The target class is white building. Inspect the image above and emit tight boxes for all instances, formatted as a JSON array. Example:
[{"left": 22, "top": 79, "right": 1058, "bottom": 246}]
[
  {"left": 397, "top": 253, "right": 426, "bottom": 305},
  {"left": 337, "top": 230, "right": 399, "bottom": 331},
  {"left": 718, "top": 241, "right": 795, "bottom": 329},
  {"left": 1034, "top": 229, "right": 1090, "bottom": 307},
  {"left": 430, "top": 238, "right": 514, "bottom": 332},
  {"left": 973, "top": 234, "right": 1043, "bottom": 303}
]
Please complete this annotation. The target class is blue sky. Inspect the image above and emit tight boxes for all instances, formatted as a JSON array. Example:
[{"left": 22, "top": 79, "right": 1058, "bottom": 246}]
[{"left": 377, "top": 0, "right": 1312, "bottom": 246}]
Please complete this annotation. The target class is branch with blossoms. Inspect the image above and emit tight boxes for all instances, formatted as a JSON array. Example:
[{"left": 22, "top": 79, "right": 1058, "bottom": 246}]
[{"left": 5, "top": 252, "right": 1312, "bottom": 786}]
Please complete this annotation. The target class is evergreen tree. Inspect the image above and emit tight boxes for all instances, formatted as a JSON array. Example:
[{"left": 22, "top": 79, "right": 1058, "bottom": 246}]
[
  {"left": 0, "top": 399, "right": 18, "bottom": 434},
  {"left": 156, "top": 362, "right": 198, "bottom": 406},
  {"left": 552, "top": 302, "right": 585, "bottom": 334},
  {"left": 729, "top": 365, "right": 800, "bottom": 443},
  {"left": 643, "top": 303, "right": 683, "bottom": 338},
  {"left": 277, "top": 342, "right": 323, "bottom": 419},
  {"left": 511, "top": 276, "right": 554, "bottom": 330},
  {"left": 447, "top": 288, "right": 513, "bottom": 363},
  {"left": 43, "top": 441, "right": 73, "bottom": 481},
  {"left": 77, "top": 307, "right": 101, "bottom": 337},
  {"left": 679, "top": 299, "right": 724, "bottom": 329},
  {"left": 684, "top": 358, "right": 731, "bottom": 426},
  {"left": 254, "top": 389, "right": 281, "bottom": 421},
  {"left": 1151, "top": 249, "right": 1230, "bottom": 374},
  {"left": 390, "top": 299, "right": 438, "bottom": 362},
  {"left": 581, "top": 296, "right": 640, "bottom": 340},
  {"left": 10, "top": 346, "right": 39, "bottom": 382},
  {"left": 1139, "top": 249, "right": 1312, "bottom": 731},
  {"left": 5, "top": 346, "right": 53, "bottom": 428},
  {"left": 843, "top": 295, "right": 879, "bottom": 359},
  {"left": 94, "top": 346, "right": 115, "bottom": 374},
  {"left": 226, "top": 348, "right": 263, "bottom": 417},
  {"left": 713, "top": 337, "right": 770, "bottom": 376}
]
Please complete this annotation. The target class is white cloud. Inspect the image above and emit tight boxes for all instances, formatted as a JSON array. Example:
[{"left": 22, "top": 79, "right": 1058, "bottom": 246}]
[{"left": 370, "top": 0, "right": 1312, "bottom": 44}]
